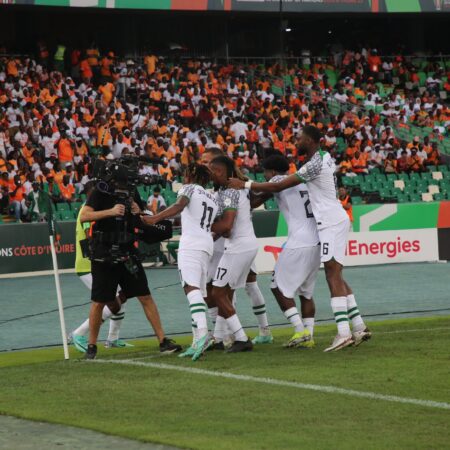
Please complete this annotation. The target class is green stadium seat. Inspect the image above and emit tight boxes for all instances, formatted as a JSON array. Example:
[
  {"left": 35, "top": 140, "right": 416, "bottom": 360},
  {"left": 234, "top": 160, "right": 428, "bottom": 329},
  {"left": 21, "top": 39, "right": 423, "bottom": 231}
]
[
  {"left": 398, "top": 173, "right": 409, "bottom": 182},
  {"left": 396, "top": 194, "right": 408, "bottom": 203},
  {"left": 421, "top": 172, "right": 432, "bottom": 181},
  {"left": 409, "top": 194, "right": 422, "bottom": 203},
  {"left": 351, "top": 196, "right": 363, "bottom": 205},
  {"left": 409, "top": 173, "right": 421, "bottom": 182},
  {"left": 341, "top": 177, "right": 354, "bottom": 187},
  {"left": 438, "top": 165, "right": 448, "bottom": 172},
  {"left": 56, "top": 202, "right": 71, "bottom": 212},
  {"left": 386, "top": 174, "right": 397, "bottom": 183},
  {"left": 58, "top": 211, "right": 74, "bottom": 221},
  {"left": 256, "top": 173, "right": 265, "bottom": 182},
  {"left": 433, "top": 193, "right": 445, "bottom": 201},
  {"left": 71, "top": 202, "right": 83, "bottom": 213}
]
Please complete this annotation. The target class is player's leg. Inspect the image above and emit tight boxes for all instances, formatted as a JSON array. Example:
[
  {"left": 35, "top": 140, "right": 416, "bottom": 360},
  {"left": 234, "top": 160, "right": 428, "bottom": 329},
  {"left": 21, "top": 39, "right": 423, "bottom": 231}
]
[
  {"left": 296, "top": 245, "right": 321, "bottom": 347},
  {"left": 300, "top": 296, "right": 315, "bottom": 338},
  {"left": 211, "top": 252, "right": 254, "bottom": 352},
  {"left": 121, "top": 261, "right": 181, "bottom": 354},
  {"left": 344, "top": 280, "right": 371, "bottom": 345},
  {"left": 271, "top": 247, "right": 313, "bottom": 347},
  {"left": 178, "top": 250, "right": 213, "bottom": 360},
  {"left": 320, "top": 222, "right": 354, "bottom": 352},
  {"left": 105, "top": 293, "right": 133, "bottom": 348},
  {"left": 85, "top": 262, "right": 121, "bottom": 359},
  {"left": 246, "top": 268, "right": 273, "bottom": 344}
]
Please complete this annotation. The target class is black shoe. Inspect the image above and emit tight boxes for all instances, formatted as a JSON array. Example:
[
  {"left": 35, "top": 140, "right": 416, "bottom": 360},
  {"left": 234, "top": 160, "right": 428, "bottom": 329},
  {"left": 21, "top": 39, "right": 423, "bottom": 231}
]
[
  {"left": 159, "top": 338, "right": 182, "bottom": 354},
  {"left": 225, "top": 339, "right": 253, "bottom": 353},
  {"left": 84, "top": 344, "right": 97, "bottom": 360},
  {"left": 207, "top": 341, "right": 225, "bottom": 351}
]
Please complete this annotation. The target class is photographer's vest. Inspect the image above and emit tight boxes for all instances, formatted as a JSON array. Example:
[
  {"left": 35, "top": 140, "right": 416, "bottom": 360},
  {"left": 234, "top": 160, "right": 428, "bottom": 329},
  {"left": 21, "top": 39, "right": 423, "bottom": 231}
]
[{"left": 86, "top": 48, "right": 99, "bottom": 66}]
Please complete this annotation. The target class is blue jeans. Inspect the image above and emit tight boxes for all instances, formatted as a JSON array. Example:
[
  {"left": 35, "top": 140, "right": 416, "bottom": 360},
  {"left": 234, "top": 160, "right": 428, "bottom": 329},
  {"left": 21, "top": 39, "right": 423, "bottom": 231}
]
[{"left": 10, "top": 200, "right": 21, "bottom": 220}]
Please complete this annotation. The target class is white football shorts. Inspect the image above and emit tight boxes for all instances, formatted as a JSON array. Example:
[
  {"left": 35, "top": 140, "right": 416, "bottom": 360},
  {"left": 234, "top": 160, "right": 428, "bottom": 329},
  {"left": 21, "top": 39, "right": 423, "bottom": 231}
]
[
  {"left": 271, "top": 245, "right": 321, "bottom": 299},
  {"left": 178, "top": 249, "right": 211, "bottom": 297},
  {"left": 212, "top": 249, "right": 258, "bottom": 290},
  {"left": 318, "top": 219, "right": 351, "bottom": 265}
]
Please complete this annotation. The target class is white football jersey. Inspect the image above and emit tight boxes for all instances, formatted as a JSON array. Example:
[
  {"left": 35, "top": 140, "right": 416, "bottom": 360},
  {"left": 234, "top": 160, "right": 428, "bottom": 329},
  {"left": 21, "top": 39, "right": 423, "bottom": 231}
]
[
  {"left": 177, "top": 184, "right": 219, "bottom": 256},
  {"left": 217, "top": 187, "right": 258, "bottom": 254},
  {"left": 297, "top": 150, "right": 348, "bottom": 229},
  {"left": 270, "top": 175, "right": 319, "bottom": 249}
]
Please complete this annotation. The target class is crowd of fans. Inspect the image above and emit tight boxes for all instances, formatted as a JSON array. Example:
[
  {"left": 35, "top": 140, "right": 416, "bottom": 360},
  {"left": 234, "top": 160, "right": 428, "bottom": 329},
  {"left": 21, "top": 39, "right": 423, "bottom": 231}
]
[{"left": 0, "top": 44, "right": 449, "bottom": 222}]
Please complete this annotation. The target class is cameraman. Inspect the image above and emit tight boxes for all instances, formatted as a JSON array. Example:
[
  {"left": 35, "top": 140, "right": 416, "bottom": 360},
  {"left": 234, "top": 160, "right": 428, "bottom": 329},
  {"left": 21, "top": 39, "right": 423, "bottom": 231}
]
[{"left": 80, "top": 185, "right": 181, "bottom": 359}]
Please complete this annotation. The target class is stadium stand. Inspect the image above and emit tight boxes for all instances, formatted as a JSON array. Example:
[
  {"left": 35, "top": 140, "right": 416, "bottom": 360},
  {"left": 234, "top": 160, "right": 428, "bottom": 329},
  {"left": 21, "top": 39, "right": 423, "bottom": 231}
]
[{"left": 0, "top": 47, "right": 449, "bottom": 222}]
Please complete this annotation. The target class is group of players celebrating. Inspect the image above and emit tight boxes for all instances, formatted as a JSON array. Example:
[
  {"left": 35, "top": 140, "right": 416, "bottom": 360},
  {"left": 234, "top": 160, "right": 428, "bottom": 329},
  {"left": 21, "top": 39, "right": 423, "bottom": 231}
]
[{"left": 70, "top": 125, "right": 371, "bottom": 360}]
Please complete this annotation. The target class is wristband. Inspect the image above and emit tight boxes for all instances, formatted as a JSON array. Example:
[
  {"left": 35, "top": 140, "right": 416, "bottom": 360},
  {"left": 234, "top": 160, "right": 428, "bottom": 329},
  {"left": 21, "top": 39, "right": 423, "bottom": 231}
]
[{"left": 244, "top": 180, "right": 253, "bottom": 190}]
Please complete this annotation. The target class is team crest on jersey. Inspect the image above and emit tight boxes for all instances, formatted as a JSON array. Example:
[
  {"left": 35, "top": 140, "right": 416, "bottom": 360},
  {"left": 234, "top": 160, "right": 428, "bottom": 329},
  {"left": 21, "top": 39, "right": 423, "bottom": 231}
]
[{"left": 224, "top": 198, "right": 232, "bottom": 207}]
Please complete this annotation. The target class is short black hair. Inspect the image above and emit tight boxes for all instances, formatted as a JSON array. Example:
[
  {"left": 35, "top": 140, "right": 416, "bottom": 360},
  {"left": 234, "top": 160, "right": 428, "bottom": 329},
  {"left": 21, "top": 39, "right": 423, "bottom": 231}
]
[
  {"left": 262, "top": 154, "right": 289, "bottom": 173},
  {"left": 302, "top": 125, "right": 322, "bottom": 143},
  {"left": 210, "top": 155, "right": 236, "bottom": 178},
  {"left": 203, "top": 147, "right": 223, "bottom": 157},
  {"left": 153, "top": 186, "right": 161, "bottom": 193}
]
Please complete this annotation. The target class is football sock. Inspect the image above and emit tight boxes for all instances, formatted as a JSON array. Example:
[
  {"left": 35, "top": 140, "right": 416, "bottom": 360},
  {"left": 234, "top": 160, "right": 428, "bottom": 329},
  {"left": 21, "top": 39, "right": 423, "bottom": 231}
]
[
  {"left": 346, "top": 294, "right": 366, "bottom": 332},
  {"left": 191, "top": 320, "right": 198, "bottom": 344},
  {"left": 214, "top": 315, "right": 227, "bottom": 342},
  {"left": 187, "top": 290, "right": 208, "bottom": 339},
  {"left": 303, "top": 317, "right": 315, "bottom": 338},
  {"left": 107, "top": 304, "right": 126, "bottom": 342},
  {"left": 208, "top": 306, "right": 218, "bottom": 326},
  {"left": 72, "top": 306, "right": 112, "bottom": 337},
  {"left": 246, "top": 281, "right": 270, "bottom": 334},
  {"left": 331, "top": 296, "right": 351, "bottom": 337},
  {"left": 225, "top": 314, "right": 247, "bottom": 342},
  {"left": 284, "top": 307, "right": 304, "bottom": 333}
]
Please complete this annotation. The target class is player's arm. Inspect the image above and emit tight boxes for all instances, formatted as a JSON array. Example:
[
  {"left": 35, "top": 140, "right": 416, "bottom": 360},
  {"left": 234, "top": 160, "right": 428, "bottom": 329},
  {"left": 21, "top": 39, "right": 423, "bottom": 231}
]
[
  {"left": 249, "top": 191, "right": 273, "bottom": 209},
  {"left": 79, "top": 204, "right": 125, "bottom": 223},
  {"left": 228, "top": 174, "right": 301, "bottom": 194},
  {"left": 211, "top": 209, "right": 236, "bottom": 238},
  {"left": 141, "top": 196, "right": 188, "bottom": 226}
]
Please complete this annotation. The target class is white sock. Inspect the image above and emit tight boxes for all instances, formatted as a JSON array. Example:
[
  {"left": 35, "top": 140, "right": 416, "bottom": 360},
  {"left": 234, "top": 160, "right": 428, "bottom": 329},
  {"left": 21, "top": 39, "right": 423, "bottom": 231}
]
[
  {"left": 331, "top": 296, "right": 351, "bottom": 337},
  {"left": 246, "top": 281, "right": 270, "bottom": 333},
  {"left": 208, "top": 307, "right": 218, "bottom": 327},
  {"left": 303, "top": 317, "right": 314, "bottom": 337},
  {"left": 191, "top": 320, "right": 198, "bottom": 344},
  {"left": 232, "top": 292, "right": 237, "bottom": 307},
  {"left": 72, "top": 305, "right": 112, "bottom": 337},
  {"left": 214, "top": 315, "right": 227, "bottom": 342},
  {"left": 107, "top": 305, "right": 126, "bottom": 341},
  {"left": 284, "top": 307, "right": 304, "bottom": 333},
  {"left": 187, "top": 290, "right": 208, "bottom": 339},
  {"left": 347, "top": 294, "right": 366, "bottom": 332},
  {"left": 225, "top": 314, "right": 247, "bottom": 342}
]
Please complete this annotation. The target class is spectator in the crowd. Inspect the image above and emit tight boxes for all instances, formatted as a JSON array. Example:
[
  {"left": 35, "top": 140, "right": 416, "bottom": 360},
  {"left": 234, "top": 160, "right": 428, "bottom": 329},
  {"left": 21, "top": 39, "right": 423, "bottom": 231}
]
[{"left": 147, "top": 186, "right": 166, "bottom": 215}]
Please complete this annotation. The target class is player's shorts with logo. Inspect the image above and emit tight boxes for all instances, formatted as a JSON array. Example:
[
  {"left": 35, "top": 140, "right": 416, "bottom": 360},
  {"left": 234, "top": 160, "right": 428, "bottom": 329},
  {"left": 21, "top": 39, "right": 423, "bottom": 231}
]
[
  {"left": 318, "top": 218, "right": 351, "bottom": 265},
  {"left": 271, "top": 245, "right": 321, "bottom": 299},
  {"left": 212, "top": 249, "right": 258, "bottom": 290},
  {"left": 178, "top": 249, "right": 211, "bottom": 297},
  {"left": 207, "top": 249, "right": 223, "bottom": 283}
]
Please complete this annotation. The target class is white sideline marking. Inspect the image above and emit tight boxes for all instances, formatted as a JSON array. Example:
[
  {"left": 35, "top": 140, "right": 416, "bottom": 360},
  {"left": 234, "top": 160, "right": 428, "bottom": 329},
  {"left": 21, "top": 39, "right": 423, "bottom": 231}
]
[{"left": 94, "top": 359, "right": 450, "bottom": 411}]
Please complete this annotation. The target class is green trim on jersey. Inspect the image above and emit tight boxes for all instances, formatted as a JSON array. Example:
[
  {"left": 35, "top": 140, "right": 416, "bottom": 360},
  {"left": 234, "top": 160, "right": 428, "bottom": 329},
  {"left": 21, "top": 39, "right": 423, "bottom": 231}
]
[
  {"left": 75, "top": 204, "right": 91, "bottom": 274},
  {"left": 295, "top": 173, "right": 306, "bottom": 182},
  {"left": 222, "top": 207, "right": 237, "bottom": 212},
  {"left": 318, "top": 149, "right": 327, "bottom": 159}
]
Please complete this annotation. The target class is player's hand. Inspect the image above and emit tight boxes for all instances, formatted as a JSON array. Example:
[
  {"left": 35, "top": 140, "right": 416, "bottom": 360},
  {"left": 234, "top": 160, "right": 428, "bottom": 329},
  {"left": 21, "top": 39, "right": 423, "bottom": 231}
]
[
  {"left": 142, "top": 215, "right": 157, "bottom": 226},
  {"left": 110, "top": 204, "right": 125, "bottom": 217},
  {"left": 130, "top": 201, "right": 141, "bottom": 215},
  {"left": 227, "top": 178, "right": 245, "bottom": 189}
]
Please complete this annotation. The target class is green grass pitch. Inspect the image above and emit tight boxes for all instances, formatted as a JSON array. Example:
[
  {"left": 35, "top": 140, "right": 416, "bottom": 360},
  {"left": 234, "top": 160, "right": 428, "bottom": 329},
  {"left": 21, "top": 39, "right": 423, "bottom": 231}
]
[{"left": 0, "top": 316, "right": 449, "bottom": 449}]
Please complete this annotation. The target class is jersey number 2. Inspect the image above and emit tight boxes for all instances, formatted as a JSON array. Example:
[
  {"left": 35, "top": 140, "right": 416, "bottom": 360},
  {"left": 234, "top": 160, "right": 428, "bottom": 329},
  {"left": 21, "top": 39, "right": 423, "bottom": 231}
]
[
  {"left": 200, "top": 202, "right": 214, "bottom": 231},
  {"left": 299, "top": 191, "right": 314, "bottom": 218}
]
